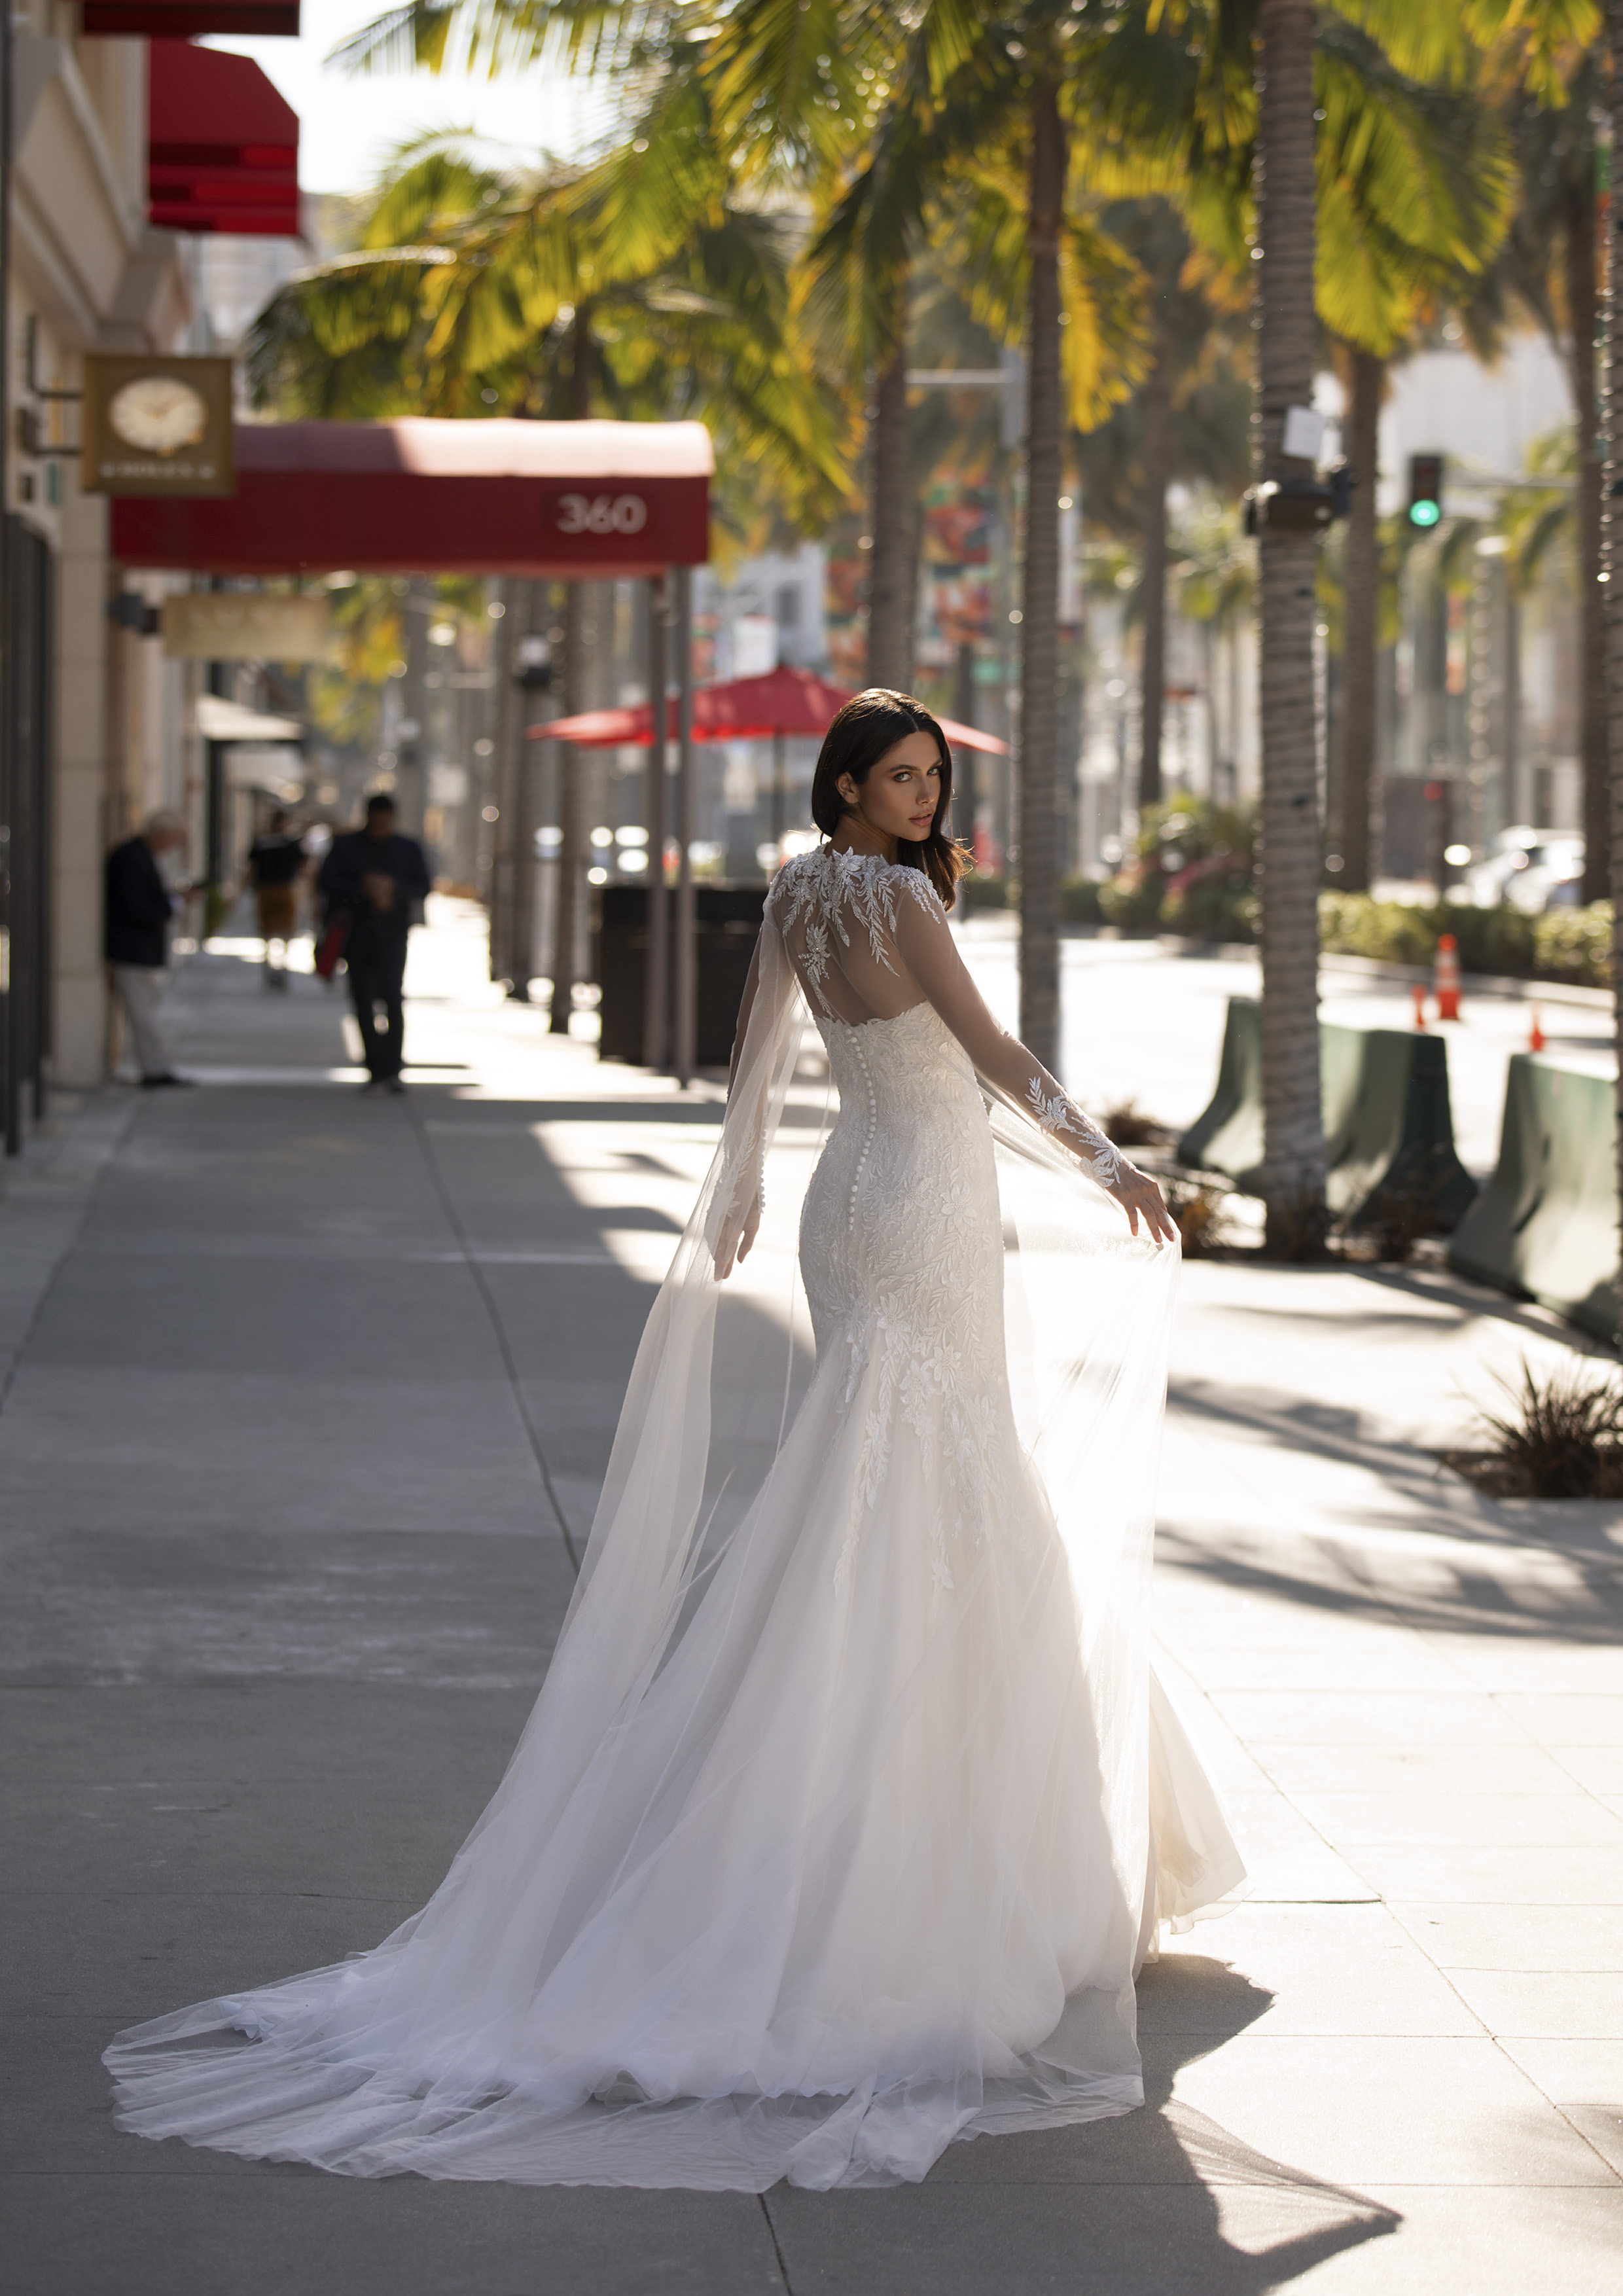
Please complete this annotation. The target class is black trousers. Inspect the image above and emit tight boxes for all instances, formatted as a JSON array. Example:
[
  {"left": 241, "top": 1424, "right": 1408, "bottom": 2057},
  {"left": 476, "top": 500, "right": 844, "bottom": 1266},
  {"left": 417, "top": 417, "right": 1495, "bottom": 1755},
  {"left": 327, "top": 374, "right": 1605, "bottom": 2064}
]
[{"left": 346, "top": 930, "right": 408, "bottom": 1079}]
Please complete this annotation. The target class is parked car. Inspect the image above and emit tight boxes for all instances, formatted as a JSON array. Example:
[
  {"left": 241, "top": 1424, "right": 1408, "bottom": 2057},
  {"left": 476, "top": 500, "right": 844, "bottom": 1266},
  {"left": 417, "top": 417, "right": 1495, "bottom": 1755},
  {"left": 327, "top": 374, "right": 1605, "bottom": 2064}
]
[{"left": 1463, "top": 827, "right": 1585, "bottom": 913}]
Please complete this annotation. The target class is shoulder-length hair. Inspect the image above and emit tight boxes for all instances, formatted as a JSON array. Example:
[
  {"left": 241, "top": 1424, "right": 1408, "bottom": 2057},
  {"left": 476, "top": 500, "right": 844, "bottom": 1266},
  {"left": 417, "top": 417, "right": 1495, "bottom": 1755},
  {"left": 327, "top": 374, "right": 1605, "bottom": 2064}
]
[{"left": 808, "top": 689, "right": 969, "bottom": 908}]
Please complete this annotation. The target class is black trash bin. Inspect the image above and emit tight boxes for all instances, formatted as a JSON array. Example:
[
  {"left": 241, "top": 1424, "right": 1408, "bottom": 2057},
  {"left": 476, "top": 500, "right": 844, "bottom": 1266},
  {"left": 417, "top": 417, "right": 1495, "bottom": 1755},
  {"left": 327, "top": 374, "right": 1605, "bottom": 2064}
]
[{"left": 596, "top": 882, "right": 768, "bottom": 1068}]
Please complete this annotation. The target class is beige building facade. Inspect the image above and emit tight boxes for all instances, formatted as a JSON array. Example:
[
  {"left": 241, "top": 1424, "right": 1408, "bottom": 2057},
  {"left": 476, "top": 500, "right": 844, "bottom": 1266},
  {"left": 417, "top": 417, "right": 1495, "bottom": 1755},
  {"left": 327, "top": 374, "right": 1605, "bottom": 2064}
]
[{"left": 7, "top": 15, "right": 194, "bottom": 1117}]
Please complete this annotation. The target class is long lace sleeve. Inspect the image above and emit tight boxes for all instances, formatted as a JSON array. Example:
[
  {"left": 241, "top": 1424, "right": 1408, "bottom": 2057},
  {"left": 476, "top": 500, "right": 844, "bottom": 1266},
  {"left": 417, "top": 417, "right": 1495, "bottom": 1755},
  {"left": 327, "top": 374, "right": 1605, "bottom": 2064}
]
[{"left": 890, "top": 878, "right": 1126, "bottom": 1191}]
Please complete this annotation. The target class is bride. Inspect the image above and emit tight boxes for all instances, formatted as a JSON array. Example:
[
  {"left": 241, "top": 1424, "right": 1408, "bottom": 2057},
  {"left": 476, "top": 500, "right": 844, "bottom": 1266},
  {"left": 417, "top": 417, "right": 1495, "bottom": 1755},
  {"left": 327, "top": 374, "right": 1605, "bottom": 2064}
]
[{"left": 105, "top": 689, "right": 1245, "bottom": 2191}]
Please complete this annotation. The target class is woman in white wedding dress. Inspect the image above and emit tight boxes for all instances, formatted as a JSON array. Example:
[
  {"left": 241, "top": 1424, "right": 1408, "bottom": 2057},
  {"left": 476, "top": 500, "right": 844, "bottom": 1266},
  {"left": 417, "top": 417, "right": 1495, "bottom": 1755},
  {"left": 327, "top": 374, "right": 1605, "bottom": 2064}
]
[{"left": 105, "top": 689, "right": 1244, "bottom": 2191}]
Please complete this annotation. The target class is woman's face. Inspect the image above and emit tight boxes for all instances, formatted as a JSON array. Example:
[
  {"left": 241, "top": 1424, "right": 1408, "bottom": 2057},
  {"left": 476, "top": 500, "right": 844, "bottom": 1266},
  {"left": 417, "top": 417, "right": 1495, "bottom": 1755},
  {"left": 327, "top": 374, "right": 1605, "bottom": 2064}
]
[{"left": 838, "top": 730, "right": 944, "bottom": 844}]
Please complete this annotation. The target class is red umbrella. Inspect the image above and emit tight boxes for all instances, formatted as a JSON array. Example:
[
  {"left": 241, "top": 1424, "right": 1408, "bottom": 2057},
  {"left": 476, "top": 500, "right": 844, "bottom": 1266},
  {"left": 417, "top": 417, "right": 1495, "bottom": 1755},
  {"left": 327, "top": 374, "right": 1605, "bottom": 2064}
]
[{"left": 528, "top": 664, "right": 1007, "bottom": 753}]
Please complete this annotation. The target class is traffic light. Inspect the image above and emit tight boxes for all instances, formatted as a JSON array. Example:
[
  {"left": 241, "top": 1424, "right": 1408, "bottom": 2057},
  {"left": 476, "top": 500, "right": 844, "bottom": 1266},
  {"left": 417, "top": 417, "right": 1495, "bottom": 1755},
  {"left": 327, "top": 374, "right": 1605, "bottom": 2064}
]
[{"left": 1408, "top": 453, "right": 1443, "bottom": 528}]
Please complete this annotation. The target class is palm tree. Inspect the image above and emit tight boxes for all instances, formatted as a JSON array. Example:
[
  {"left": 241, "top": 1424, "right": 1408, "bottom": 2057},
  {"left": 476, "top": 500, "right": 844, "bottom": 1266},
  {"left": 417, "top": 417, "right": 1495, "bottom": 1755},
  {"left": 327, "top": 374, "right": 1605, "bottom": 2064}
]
[
  {"left": 1246, "top": 0, "right": 1328, "bottom": 1249},
  {"left": 800, "top": 77, "right": 946, "bottom": 693},
  {"left": 1315, "top": 22, "right": 1516, "bottom": 890},
  {"left": 1174, "top": 497, "right": 1257, "bottom": 796},
  {"left": 1096, "top": 0, "right": 1525, "bottom": 1245},
  {"left": 1071, "top": 204, "right": 1252, "bottom": 813},
  {"left": 334, "top": 2, "right": 1165, "bottom": 1071},
  {"left": 901, "top": 5, "right": 1154, "bottom": 1069},
  {"left": 1468, "top": 50, "right": 1607, "bottom": 902},
  {"left": 249, "top": 105, "right": 843, "bottom": 1024}
]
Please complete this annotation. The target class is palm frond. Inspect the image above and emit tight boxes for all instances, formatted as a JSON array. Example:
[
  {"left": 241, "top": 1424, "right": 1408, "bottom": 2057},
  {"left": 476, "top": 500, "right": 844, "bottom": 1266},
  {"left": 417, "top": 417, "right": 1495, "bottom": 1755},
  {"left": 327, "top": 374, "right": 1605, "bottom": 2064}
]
[{"left": 327, "top": 0, "right": 655, "bottom": 83}]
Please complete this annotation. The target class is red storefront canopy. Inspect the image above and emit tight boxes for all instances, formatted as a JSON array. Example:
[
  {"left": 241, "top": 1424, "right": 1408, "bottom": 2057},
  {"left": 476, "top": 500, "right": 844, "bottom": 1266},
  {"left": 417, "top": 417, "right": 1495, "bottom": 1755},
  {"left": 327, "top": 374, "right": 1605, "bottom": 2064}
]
[
  {"left": 85, "top": 3, "right": 299, "bottom": 31},
  {"left": 147, "top": 41, "right": 299, "bottom": 238},
  {"left": 531, "top": 666, "right": 1008, "bottom": 755},
  {"left": 111, "top": 419, "right": 713, "bottom": 577}
]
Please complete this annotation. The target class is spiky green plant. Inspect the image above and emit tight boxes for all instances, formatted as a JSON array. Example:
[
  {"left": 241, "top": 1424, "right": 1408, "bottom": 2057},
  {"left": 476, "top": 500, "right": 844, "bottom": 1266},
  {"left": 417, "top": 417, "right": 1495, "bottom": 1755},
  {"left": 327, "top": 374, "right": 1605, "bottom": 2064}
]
[{"left": 1476, "top": 1357, "right": 1623, "bottom": 1500}]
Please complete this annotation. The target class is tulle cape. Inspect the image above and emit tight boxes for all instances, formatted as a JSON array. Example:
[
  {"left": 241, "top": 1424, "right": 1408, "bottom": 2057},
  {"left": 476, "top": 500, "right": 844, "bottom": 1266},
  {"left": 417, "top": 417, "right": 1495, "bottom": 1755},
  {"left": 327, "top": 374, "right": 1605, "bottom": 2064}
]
[{"left": 104, "top": 919, "right": 1244, "bottom": 2189}]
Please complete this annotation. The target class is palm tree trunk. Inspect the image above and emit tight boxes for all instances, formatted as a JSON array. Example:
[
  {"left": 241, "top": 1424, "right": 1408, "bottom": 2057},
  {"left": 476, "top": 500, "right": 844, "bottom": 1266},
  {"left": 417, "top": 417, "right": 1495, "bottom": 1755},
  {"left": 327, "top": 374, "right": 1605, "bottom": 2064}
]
[
  {"left": 1601, "top": 0, "right": 1623, "bottom": 1344},
  {"left": 1334, "top": 346, "right": 1382, "bottom": 893},
  {"left": 1565, "top": 170, "right": 1608, "bottom": 906},
  {"left": 1137, "top": 323, "right": 1173, "bottom": 812},
  {"left": 1019, "top": 77, "right": 1065, "bottom": 1072},
  {"left": 550, "top": 313, "right": 594, "bottom": 1033},
  {"left": 1255, "top": 0, "right": 1328, "bottom": 1251},
  {"left": 866, "top": 331, "right": 914, "bottom": 689}
]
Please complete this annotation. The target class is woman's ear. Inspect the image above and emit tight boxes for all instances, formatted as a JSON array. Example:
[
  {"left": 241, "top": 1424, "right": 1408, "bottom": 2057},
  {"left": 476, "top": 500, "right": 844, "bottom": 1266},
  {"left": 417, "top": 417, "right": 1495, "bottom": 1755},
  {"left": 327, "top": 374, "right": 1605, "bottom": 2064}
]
[{"left": 836, "top": 774, "right": 859, "bottom": 810}]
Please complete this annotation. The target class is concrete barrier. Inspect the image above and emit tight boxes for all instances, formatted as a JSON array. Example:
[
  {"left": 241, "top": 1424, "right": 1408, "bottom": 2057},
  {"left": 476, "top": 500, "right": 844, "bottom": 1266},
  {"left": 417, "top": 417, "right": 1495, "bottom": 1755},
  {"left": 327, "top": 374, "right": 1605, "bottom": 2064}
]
[
  {"left": 1179, "top": 996, "right": 1478, "bottom": 1231},
  {"left": 1447, "top": 1054, "right": 1620, "bottom": 1344}
]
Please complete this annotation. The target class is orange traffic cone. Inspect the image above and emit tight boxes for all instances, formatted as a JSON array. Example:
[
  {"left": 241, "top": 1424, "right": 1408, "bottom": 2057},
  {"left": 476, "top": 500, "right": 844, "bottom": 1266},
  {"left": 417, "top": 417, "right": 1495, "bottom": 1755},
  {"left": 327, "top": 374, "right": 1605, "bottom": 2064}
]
[
  {"left": 1529, "top": 1007, "right": 1545, "bottom": 1053},
  {"left": 1412, "top": 982, "right": 1428, "bottom": 1031},
  {"left": 1434, "top": 933, "right": 1461, "bottom": 1021}
]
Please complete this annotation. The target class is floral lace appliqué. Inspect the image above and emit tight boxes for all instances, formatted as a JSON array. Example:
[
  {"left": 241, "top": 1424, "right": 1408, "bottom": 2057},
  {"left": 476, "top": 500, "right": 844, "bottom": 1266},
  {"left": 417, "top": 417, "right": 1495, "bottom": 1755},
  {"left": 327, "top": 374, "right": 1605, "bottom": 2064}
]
[
  {"left": 1027, "top": 1077, "right": 1124, "bottom": 1187},
  {"left": 770, "top": 847, "right": 944, "bottom": 1007}
]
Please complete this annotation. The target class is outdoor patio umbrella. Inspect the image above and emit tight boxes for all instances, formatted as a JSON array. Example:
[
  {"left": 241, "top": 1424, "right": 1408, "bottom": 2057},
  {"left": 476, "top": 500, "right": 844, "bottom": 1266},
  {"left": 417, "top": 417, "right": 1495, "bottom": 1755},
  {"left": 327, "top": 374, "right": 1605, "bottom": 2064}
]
[
  {"left": 527, "top": 666, "right": 1009, "bottom": 1086},
  {"left": 526, "top": 665, "right": 1009, "bottom": 754}
]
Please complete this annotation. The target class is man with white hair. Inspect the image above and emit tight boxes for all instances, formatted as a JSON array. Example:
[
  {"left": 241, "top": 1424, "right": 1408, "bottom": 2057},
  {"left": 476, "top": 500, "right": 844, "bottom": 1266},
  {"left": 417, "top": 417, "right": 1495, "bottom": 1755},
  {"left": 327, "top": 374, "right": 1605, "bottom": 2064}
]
[{"left": 104, "top": 810, "right": 192, "bottom": 1088}]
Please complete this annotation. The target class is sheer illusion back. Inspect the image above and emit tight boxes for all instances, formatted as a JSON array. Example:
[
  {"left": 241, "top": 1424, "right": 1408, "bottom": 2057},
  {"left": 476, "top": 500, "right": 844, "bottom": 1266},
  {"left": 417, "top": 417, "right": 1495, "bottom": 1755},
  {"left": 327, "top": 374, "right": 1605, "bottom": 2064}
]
[
  {"left": 758, "top": 847, "right": 1125, "bottom": 1186},
  {"left": 104, "top": 842, "right": 1244, "bottom": 2194},
  {"left": 772, "top": 843, "right": 937, "bottom": 1025}
]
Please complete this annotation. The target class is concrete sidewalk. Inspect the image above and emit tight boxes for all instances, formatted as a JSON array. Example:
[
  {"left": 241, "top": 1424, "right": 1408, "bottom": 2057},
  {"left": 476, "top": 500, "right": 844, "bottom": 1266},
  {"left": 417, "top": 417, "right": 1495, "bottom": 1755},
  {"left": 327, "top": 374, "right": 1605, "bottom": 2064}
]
[{"left": 3, "top": 909, "right": 1620, "bottom": 2294}]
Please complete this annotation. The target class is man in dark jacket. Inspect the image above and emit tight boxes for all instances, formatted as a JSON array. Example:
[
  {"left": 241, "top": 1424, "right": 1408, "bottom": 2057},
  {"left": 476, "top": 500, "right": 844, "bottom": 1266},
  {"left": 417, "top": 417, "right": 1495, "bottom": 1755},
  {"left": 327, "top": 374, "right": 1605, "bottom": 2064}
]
[
  {"left": 317, "top": 794, "right": 432, "bottom": 1093},
  {"left": 105, "top": 811, "right": 190, "bottom": 1087}
]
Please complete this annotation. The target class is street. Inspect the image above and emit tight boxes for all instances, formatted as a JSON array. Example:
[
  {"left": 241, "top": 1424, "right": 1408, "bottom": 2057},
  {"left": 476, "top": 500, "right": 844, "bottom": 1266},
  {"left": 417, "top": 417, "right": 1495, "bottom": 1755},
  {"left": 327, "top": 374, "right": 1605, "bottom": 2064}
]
[{"left": 3, "top": 906, "right": 1620, "bottom": 2293}]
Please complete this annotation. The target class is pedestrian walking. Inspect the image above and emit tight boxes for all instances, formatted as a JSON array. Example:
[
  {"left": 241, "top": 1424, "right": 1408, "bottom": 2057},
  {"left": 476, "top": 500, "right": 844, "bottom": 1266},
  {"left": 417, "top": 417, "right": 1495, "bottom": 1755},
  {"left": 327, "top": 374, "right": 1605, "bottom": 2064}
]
[
  {"left": 315, "top": 794, "right": 431, "bottom": 1093},
  {"left": 104, "top": 810, "right": 192, "bottom": 1088},
  {"left": 243, "top": 808, "right": 306, "bottom": 990}
]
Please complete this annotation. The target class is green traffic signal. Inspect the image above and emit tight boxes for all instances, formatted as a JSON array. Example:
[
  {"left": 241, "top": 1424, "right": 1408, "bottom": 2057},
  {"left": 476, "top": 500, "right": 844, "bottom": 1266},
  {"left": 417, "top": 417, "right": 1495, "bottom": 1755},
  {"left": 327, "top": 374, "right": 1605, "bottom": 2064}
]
[{"left": 1407, "top": 452, "right": 1443, "bottom": 528}]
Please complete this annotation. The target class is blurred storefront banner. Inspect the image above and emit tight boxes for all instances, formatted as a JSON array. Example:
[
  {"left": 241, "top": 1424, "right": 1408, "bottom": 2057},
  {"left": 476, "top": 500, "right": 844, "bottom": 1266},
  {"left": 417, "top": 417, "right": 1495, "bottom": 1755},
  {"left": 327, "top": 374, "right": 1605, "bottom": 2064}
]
[{"left": 161, "top": 593, "right": 329, "bottom": 661}]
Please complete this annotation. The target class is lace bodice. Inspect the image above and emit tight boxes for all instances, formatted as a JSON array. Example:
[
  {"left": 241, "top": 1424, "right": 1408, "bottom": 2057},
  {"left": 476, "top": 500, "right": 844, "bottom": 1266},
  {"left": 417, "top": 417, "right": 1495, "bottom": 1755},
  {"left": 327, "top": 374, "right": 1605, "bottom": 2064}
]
[{"left": 760, "top": 846, "right": 1124, "bottom": 1188}]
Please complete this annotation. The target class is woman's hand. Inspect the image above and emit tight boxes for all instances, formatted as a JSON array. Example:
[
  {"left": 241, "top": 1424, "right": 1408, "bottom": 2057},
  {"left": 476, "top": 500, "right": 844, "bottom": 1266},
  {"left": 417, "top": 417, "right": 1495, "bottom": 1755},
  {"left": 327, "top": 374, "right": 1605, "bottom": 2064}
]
[
  {"left": 1113, "top": 1163, "right": 1178, "bottom": 1247},
  {"left": 713, "top": 1194, "right": 761, "bottom": 1281}
]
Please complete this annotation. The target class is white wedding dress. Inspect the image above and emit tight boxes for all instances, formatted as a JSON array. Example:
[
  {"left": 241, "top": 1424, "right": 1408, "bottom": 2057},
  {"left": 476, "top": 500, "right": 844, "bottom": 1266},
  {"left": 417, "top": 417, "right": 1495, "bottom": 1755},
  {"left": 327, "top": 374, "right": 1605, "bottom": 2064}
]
[{"left": 105, "top": 846, "right": 1245, "bottom": 2190}]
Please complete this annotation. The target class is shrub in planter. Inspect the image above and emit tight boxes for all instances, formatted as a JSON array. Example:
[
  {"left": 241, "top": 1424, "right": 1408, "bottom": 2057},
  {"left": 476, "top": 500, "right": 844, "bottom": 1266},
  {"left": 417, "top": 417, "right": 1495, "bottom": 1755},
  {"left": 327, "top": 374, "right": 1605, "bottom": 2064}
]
[
  {"left": 1534, "top": 903, "right": 1611, "bottom": 987},
  {"left": 956, "top": 872, "right": 1014, "bottom": 912},
  {"left": 1319, "top": 892, "right": 1611, "bottom": 988},
  {"left": 1058, "top": 876, "right": 1106, "bottom": 926},
  {"left": 1441, "top": 903, "right": 1536, "bottom": 978},
  {"left": 1162, "top": 869, "right": 1257, "bottom": 942},
  {"left": 1318, "top": 893, "right": 1436, "bottom": 965},
  {"left": 1098, "top": 866, "right": 1167, "bottom": 931}
]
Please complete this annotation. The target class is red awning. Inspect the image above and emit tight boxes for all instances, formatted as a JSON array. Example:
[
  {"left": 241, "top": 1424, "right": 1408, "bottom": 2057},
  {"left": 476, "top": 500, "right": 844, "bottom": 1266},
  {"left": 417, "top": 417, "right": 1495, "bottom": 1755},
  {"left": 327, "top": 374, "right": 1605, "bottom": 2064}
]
[
  {"left": 531, "top": 667, "right": 1008, "bottom": 754},
  {"left": 148, "top": 41, "right": 299, "bottom": 238},
  {"left": 85, "top": 3, "right": 299, "bottom": 31},
  {"left": 111, "top": 419, "right": 713, "bottom": 576}
]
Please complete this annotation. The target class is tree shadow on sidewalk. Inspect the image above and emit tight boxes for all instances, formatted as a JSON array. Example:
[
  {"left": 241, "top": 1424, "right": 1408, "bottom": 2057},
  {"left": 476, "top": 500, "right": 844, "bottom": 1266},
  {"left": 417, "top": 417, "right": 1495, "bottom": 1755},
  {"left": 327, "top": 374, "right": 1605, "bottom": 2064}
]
[{"left": 768, "top": 1958, "right": 1399, "bottom": 2293}]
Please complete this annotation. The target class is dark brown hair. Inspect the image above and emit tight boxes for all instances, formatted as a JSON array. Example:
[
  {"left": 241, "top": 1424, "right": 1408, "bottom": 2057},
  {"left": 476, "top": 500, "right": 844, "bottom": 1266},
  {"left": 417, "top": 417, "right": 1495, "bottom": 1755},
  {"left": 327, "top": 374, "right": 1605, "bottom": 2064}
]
[{"left": 810, "top": 689, "right": 968, "bottom": 908}]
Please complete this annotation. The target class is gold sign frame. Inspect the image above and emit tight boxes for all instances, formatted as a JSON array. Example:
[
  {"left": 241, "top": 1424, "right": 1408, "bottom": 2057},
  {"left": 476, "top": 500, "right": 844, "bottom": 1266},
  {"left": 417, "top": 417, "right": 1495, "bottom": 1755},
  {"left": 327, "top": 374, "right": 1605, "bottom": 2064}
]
[{"left": 83, "top": 355, "right": 236, "bottom": 498}]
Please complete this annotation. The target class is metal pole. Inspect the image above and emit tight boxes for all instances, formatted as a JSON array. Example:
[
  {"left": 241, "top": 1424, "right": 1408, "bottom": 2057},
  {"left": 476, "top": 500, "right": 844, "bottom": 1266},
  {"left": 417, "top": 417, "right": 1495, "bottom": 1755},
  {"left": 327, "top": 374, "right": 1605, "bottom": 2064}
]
[
  {"left": 673, "top": 564, "right": 696, "bottom": 1085},
  {"left": 204, "top": 657, "right": 227, "bottom": 932},
  {"left": 642, "top": 573, "right": 668, "bottom": 1070},
  {"left": 397, "top": 579, "right": 431, "bottom": 836}
]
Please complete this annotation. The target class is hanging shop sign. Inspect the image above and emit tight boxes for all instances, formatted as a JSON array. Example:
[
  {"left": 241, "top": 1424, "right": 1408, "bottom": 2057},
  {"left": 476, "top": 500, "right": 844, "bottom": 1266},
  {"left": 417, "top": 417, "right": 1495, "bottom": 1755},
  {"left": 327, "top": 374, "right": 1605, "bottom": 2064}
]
[
  {"left": 83, "top": 355, "right": 236, "bottom": 498},
  {"left": 161, "top": 592, "right": 329, "bottom": 662}
]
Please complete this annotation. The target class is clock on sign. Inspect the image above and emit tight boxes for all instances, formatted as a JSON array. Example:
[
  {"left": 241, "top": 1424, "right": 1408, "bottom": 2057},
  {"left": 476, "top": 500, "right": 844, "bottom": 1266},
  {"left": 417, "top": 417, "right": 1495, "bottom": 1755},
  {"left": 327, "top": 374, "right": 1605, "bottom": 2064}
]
[{"left": 83, "top": 357, "right": 235, "bottom": 498}]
